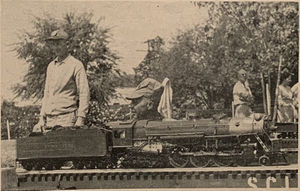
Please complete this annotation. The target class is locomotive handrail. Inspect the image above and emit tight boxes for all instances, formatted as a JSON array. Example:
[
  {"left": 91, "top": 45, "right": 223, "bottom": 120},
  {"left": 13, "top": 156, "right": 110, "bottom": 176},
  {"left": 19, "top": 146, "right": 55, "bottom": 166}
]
[{"left": 96, "top": 127, "right": 113, "bottom": 133}]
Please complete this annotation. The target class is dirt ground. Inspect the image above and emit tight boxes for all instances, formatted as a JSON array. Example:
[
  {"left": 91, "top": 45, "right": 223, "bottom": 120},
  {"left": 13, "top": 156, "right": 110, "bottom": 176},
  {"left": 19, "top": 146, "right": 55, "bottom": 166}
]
[{"left": 1, "top": 140, "right": 16, "bottom": 168}]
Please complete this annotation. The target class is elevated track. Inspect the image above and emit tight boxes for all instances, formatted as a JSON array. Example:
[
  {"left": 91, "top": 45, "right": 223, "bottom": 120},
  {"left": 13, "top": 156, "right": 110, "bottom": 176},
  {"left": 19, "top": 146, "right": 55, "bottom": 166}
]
[{"left": 16, "top": 164, "right": 298, "bottom": 190}]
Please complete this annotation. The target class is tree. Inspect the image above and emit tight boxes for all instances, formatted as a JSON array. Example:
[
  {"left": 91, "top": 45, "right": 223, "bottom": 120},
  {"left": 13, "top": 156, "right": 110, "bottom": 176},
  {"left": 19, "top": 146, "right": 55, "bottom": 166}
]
[
  {"left": 194, "top": 2, "right": 298, "bottom": 97},
  {"left": 134, "top": 36, "right": 166, "bottom": 83},
  {"left": 134, "top": 2, "right": 298, "bottom": 118},
  {"left": 13, "top": 12, "right": 120, "bottom": 125},
  {"left": 1, "top": 100, "right": 40, "bottom": 139}
]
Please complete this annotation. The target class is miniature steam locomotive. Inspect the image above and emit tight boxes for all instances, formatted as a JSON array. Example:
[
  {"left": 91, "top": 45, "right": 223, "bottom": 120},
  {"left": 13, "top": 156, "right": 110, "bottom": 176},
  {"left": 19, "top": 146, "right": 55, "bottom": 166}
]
[{"left": 16, "top": 114, "right": 298, "bottom": 170}]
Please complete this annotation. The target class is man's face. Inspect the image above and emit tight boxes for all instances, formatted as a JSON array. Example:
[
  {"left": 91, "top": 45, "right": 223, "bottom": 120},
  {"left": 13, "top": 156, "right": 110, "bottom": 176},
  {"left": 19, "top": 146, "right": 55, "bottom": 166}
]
[
  {"left": 284, "top": 76, "right": 292, "bottom": 85},
  {"left": 239, "top": 73, "right": 247, "bottom": 83},
  {"left": 49, "top": 39, "right": 68, "bottom": 57},
  {"left": 130, "top": 97, "right": 152, "bottom": 115}
]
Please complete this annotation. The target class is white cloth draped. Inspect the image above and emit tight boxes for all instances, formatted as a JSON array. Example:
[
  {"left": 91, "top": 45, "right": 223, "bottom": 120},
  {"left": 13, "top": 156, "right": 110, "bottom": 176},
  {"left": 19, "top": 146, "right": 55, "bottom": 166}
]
[{"left": 157, "top": 78, "right": 173, "bottom": 120}]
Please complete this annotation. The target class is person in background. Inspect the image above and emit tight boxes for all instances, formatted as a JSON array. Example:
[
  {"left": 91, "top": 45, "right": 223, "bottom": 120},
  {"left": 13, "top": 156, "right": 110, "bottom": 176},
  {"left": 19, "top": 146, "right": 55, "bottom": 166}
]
[
  {"left": 291, "top": 82, "right": 299, "bottom": 122},
  {"left": 126, "top": 78, "right": 163, "bottom": 120},
  {"left": 33, "top": 29, "right": 90, "bottom": 132},
  {"left": 233, "top": 69, "right": 254, "bottom": 118},
  {"left": 277, "top": 75, "right": 294, "bottom": 123},
  {"left": 126, "top": 78, "right": 173, "bottom": 120}
]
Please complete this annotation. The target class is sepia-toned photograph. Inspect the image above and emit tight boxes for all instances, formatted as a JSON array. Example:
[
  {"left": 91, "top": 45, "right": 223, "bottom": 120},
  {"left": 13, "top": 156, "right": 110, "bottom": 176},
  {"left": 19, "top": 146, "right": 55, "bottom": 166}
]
[{"left": 1, "top": 0, "right": 298, "bottom": 190}]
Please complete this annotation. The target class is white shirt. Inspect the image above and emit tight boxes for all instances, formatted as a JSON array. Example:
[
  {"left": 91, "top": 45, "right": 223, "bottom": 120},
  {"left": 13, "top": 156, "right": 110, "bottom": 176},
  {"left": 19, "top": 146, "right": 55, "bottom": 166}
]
[
  {"left": 40, "top": 55, "right": 90, "bottom": 118},
  {"left": 233, "top": 80, "right": 253, "bottom": 106}
]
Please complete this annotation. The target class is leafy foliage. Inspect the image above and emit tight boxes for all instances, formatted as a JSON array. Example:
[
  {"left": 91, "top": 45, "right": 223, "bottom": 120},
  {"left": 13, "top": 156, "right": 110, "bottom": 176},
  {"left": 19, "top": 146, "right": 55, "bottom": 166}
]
[
  {"left": 196, "top": 2, "right": 298, "bottom": 79},
  {"left": 135, "top": 2, "right": 298, "bottom": 118},
  {"left": 13, "top": 12, "right": 120, "bottom": 125},
  {"left": 1, "top": 100, "right": 40, "bottom": 139},
  {"left": 134, "top": 36, "right": 166, "bottom": 83}
]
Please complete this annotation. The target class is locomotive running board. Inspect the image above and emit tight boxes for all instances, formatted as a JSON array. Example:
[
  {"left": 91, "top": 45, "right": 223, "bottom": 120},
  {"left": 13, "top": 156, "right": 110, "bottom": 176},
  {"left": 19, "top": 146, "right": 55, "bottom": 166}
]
[
  {"left": 15, "top": 165, "right": 298, "bottom": 189},
  {"left": 280, "top": 148, "right": 298, "bottom": 152},
  {"left": 178, "top": 151, "right": 242, "bottom": 156}
]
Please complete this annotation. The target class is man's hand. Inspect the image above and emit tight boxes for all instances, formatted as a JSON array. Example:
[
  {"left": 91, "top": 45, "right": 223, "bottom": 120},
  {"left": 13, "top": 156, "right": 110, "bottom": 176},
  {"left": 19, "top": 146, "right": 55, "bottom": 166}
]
[
  {"left": 239, "top": 94, "right": 248, "bottom": 102},
  {"left": 239, "top": 93, "right": 254, "bottom": 103},
  {"left": 32, "top": 118, "right": 46, "bottom": 132},
  {"left": 75, "top": 116, "right": 85, "bottom": 126}
]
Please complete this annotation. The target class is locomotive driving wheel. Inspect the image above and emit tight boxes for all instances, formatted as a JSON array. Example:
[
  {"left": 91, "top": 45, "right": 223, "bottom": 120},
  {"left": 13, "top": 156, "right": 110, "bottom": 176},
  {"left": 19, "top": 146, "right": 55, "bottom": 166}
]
[
  {"left": 189, "top": 146, "right": 211, "bottom": 168},
  {"left": 236, "top": 156, "right": 247, "bottom": 166},
  {"left": 189, "top": 155, "right": 211, "bottom": 168},
  {"left": 215, "top": 155, "right": 234, "bottom": 167},
  {"left": 168, "top": 146, "right": 189, "bottom": 168}
]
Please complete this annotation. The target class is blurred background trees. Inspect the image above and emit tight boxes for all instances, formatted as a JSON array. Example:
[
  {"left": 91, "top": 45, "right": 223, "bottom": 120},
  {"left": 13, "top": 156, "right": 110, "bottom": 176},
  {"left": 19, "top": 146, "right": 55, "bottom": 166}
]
[{"left": 134, "top": 2, "right": 298, "bottom": 118}]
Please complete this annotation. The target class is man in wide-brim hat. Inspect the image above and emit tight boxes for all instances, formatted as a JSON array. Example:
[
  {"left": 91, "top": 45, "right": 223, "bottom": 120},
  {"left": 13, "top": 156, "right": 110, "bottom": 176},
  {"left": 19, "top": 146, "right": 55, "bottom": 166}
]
[
  {"left": 126, "top": 77, "right": 174, "bottom": 121},
  {"left": 126, "top": 78, "right": 163, "bottom": 120},
  {"left": 33, "top": 29, "right": 90, "bottom": 132}
]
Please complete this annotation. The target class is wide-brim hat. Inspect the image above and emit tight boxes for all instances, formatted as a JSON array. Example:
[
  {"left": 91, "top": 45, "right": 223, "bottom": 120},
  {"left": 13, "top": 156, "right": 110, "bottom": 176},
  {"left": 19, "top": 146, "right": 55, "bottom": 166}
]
[
  {"left": 46, "top": 29, "right": 69, "bottom": 41},
  {"left": 126, "top": 78, "right": 162, "bottom": 100}
]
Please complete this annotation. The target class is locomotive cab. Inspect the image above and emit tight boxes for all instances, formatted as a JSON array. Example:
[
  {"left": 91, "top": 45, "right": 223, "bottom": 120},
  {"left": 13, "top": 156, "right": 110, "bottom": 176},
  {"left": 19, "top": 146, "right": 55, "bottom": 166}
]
[
  {"left": 108, "top": 121, "right": 134, "bottom": 148},
  {"left": 108, "top": 120, "right": 150, "bottom": 148}
]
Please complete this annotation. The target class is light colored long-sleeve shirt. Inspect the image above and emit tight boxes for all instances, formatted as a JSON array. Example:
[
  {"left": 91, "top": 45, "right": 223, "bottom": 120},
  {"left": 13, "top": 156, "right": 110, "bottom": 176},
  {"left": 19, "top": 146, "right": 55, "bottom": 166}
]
[
  {"left": 40, "top": 55, "right": 90, "bottom": 118},
  {"left": 291, "top": 82, "right": 299, "bottom": 108},
  {"left": 278, "top": 85, "right": 293, "bottom": 107},
  {"left": 233, "top": 80, "right": 253, "bottom": 106}
]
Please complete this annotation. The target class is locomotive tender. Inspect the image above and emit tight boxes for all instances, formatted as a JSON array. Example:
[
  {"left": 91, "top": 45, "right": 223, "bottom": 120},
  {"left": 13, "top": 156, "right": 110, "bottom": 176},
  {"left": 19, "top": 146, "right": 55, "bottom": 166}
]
[{"left": 16, "top": 114, "right": 298, "bottom": 170}]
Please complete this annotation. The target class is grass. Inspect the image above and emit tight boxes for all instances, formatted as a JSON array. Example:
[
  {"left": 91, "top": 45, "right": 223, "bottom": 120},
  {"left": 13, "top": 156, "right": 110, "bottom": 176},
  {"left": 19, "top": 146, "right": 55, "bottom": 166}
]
[{"left": 1, "top": 140, "right": 16, "bottom": 168}]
